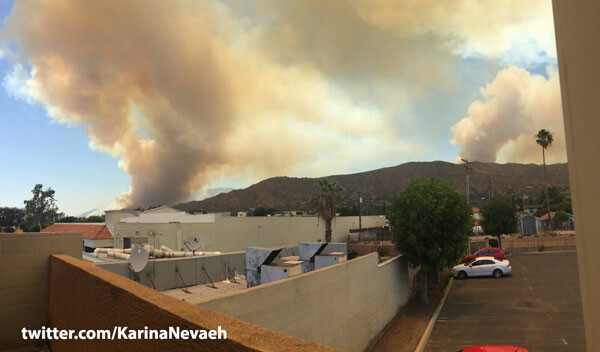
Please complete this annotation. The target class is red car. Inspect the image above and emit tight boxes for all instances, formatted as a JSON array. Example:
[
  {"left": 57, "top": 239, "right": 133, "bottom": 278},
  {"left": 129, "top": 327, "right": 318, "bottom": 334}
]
[
  {"left": 464, "top": 247, "right": 506, "bottom": 263},
  {"left": 459, "top": 346, "right": 529, "bottom": 352}
]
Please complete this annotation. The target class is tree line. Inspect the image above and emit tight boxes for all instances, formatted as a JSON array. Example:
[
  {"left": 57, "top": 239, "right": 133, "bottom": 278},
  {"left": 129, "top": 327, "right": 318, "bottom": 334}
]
[{"left": 0, "top": 184, "right": 103, "bottom": 233}]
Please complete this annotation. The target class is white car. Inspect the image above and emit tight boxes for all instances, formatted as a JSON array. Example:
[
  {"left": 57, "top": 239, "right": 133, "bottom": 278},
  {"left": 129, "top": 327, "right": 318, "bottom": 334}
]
[{"left": 453, "top": 256, "right": 512, "bottom": 279}]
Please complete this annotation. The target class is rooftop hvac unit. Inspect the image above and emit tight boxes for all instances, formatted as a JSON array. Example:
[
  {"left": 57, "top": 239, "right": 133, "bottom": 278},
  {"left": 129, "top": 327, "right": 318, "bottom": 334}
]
[
  {"left": 315, "top": 252, "right": 347, "bottom": 270},
  {"left": 299, "top": 242, "right": 348, "bottom": 272},
  {"left": 245, "top": 247, "right": 282, "bottom": 287},
  {"left": 321, "top": 242, "right": 348, "bottom": 255},
  {"left": 260, "top": 260, "right": 304, "bottom": 285},
  {"left": 299, "top": 243, "right": 327, "bottom": 272}
]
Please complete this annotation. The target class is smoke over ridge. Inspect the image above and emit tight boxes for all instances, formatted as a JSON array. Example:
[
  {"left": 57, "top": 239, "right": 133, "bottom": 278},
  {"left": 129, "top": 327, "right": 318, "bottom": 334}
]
[
  {"left": 452, "top": 67, "right": 567, "bottom": 164},
  {"left": 2, "top": 0, "right": 562, "bottom": 208}
]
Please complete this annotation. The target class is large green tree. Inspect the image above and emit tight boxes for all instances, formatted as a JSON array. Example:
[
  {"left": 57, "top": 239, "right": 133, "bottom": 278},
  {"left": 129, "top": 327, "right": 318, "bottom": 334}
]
[
  {"left": 481, "top": 196, "right": 518, "bottom": 247},
  {"left": 536, "top": 129, "right": 554, "bottom": 227},
  {"left": 23, "top": 184, "right": 60, "bottom": 231},
  {"left": 316, "top": 179, "right": 344, "bottom": 242},
  {"left": 388, "top": 178, "right": 472, "bottom": 304}
]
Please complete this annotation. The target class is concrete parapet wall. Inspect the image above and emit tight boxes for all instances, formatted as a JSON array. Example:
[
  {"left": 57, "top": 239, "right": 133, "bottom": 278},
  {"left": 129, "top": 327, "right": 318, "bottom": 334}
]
[
  {"left": 48, "top": 254, "right": 335, "bottom": 351},
  {"left": 95, "top": 251, "right": 245, "bottom": 291},
  {"left": 349, "top": 244, "right": 399, "bottom": 257},
  {"left": 0, "top": 232, "right": 82, "bottom": 349},
  {"left": 197, "top": 253, "right": 409, "bottom": 352},
  {"left": 94, "top": 246, "right": 298, "bottom": 291}
]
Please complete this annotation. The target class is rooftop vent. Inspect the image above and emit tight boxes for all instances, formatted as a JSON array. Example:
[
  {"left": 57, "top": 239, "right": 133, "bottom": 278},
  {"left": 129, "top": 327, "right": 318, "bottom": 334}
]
[
  {"left": 245, "top": 247, "right": 282, "bottom": 287},
  {"left": 315, "top": 251, "right": 347, "bottom": 270},
  {"left": 299, "top": 242, "right": 348, "bottom": 272},
  {"left": 260, "top": 261, "right": 304, "bottom": 285}
]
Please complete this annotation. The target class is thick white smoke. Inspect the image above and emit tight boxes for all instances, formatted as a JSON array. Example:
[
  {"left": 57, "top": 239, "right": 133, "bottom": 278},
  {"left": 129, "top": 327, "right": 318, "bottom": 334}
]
[{"left": 451, "top": 67, "right": 567, "bottom": 164}]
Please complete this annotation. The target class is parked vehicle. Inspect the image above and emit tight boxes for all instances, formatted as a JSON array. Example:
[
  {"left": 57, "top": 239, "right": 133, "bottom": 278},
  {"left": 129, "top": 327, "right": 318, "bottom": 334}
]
[
  {"left": 464, "top": 247, "right": 506, "bottom": 262},
  {"left": 459, "top": 345, "right": 529, "bottom": 352},
  {"left": 453, "top": 256, "right": 511, "bottom": 279}
]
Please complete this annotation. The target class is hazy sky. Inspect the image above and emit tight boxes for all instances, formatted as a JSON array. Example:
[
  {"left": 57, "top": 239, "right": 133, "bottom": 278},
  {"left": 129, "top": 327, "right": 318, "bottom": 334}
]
[{"left": 0, "top": 0, "right": 566, "bottom": 215}]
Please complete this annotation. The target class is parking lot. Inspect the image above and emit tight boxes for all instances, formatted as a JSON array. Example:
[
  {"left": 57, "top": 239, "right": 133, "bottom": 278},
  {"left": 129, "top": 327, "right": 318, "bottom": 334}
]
[{"left": 425, "top": 251, "right": 585, "bottom": 351}]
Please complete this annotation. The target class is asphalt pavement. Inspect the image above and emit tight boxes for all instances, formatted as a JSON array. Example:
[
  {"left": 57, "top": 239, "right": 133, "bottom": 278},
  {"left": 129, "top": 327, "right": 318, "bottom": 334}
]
[{"left": 425, "top": 251, "right": 585, "bottom": 351}]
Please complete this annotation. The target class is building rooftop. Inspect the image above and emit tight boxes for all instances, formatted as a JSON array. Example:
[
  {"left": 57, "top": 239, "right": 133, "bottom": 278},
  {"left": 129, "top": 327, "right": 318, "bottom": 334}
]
[
  {"left": 42, "top": 223, "right": 113, "bottom": 240},
  {"left": 162, "top": 276, "right": 248, "bottom": 304}
]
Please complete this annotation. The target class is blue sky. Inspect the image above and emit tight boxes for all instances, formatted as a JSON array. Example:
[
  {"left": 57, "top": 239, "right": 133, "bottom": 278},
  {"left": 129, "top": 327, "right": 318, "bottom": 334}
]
[
  {"left": 0, "top": 1, "right": 563, "bottom": 215},
  {"left": 0, "top": 65, "right": 130, "bottom": 214},
  {"left": 0, "top": 1, "right": 129, "bottom": 215}
]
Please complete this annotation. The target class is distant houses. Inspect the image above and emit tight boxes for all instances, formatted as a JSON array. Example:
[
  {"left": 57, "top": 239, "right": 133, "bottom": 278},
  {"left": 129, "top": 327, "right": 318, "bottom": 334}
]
[
  {"left": 519, "top": 211, "right": 574, "bottom": 235},
  {"left": 523, "top": 204, "right": 544, "bottom": 214},
  {"left": 471, "top": 207, "right": 484, "bottom": 235}
]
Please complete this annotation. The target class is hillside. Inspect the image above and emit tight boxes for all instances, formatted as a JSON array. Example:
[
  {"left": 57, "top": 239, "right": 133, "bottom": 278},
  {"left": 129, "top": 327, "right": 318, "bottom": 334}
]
[{"left": 175, "top": 161, "right": 570, "bottom": 214}]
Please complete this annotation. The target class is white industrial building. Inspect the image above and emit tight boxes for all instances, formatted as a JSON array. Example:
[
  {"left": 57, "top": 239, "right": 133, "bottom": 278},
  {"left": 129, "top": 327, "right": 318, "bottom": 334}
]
[{"left": 105, "top": 207, "right": 386, "bottom": 253}]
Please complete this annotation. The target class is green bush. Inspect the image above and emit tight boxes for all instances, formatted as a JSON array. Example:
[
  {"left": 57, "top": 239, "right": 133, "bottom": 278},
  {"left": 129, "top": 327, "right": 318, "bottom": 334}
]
[{"left": 553, "top": 211, "right": 570, "bottom": 222}]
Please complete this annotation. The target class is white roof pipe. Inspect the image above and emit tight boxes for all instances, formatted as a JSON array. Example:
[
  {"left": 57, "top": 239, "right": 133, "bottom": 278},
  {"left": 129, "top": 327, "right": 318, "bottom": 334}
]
[
  {"left": 106, "top": 249, "right": 130, "bottom": 260},
  {"left": 112, "top": 252, "right": 130, "bottom": 260},
  {"left": 93, "top": 248, "right": 110, "bottom": 257}
]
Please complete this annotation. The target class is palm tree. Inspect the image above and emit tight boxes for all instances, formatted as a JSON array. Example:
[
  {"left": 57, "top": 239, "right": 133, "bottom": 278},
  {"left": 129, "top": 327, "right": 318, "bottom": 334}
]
[
  {"left": 316, "top": 179, "right": 344, "bottom": 242},
  {"left": 536, "top": 129, "right": 554, "bottom": 229}
]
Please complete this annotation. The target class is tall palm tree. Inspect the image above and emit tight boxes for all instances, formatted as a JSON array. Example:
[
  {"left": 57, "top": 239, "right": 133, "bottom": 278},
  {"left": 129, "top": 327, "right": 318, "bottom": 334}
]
[
  {"left": 536, "top": 129, "right": 554, "bottom": 228},
  {"left": 316, "top": 179, "right": 344, "bottom": 242}
]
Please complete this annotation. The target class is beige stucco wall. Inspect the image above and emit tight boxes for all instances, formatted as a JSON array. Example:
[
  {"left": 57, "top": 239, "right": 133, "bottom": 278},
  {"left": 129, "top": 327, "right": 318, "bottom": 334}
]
[
  {"left": 105, "top": 210, "right": 138, "bottom": 236},
  {"left": 553, "top": 2, "right": 600, "bottom": 350},
  {"left": 0, "top": 232, "right": 82, "bottom": 349},
  {"left": 197, "top": 253, "right": 409, "bottom": 352},
  {"left": 49, "top": 254, "right": 337, "bottom": 352},
  {"left": 113, "top": 215, "right": 386, "bottom": 252}
]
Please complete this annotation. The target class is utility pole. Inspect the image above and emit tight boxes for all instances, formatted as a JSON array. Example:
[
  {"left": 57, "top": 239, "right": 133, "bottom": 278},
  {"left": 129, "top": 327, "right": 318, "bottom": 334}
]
[
  {"left": 461, "top": 159, "right": 472, "bottom": 256},
  {"left": 357, "top": 192, "right": 362, "bottom": 233},
  {"left": 489, "top": 179, "right": 492, "bottom": 200},
  {"left": 461, "top": 159, "right": 472, "bottom": 204}
]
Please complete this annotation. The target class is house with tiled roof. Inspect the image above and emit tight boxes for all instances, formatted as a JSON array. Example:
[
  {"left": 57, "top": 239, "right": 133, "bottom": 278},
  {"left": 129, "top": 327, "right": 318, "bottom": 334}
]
[
  {"left": 471, "top": 207, "right": 484, "bottom": 234},
  {"left": 42, "top": 223, "right": 113, "bottom": 252}
]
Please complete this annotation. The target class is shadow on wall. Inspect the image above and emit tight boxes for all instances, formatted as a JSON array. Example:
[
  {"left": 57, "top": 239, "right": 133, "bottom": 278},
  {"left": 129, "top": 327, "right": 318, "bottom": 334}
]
[
  {"left": 48, "top": 254, "right": 336, "bottom": 351},
  {"left": 196, "top": 253, "right": 410, "bottom": 352},
  {"left": 0, "top": 232, "right": 82, "bottom": 349}
]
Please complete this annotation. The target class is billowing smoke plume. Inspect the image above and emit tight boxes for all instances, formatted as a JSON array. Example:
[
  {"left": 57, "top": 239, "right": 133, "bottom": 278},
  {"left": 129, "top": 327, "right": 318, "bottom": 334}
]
[
  {"left": 4, "top": 0, "right": 425, "bottom": 208},
  {"left": 3, "top": 1, "right": 241, "bottom": 207},
  {"left": 2, "top": 0, "right": 559, "bottom": 208},
  {"left": 347, "top": 0, "right": 556, "bottom": 66},
  {"left": 451, "top": 67, "right": 567, "bottom": 164}
]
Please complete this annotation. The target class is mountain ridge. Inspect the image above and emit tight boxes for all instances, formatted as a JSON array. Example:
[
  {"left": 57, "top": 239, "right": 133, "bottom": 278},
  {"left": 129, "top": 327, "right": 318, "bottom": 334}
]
[{"left": 175, "top": 161, "right": 570, "bottom": 213}]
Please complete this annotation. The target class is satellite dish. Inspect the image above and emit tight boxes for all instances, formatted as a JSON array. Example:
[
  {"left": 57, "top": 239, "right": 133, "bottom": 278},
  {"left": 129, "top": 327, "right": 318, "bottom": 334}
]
[
  {"left": 184, "top": 236, "right": 202, "bottom": 251},
  {"left": 129, "top": 247, "right": 149, "bottom": 272}
]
